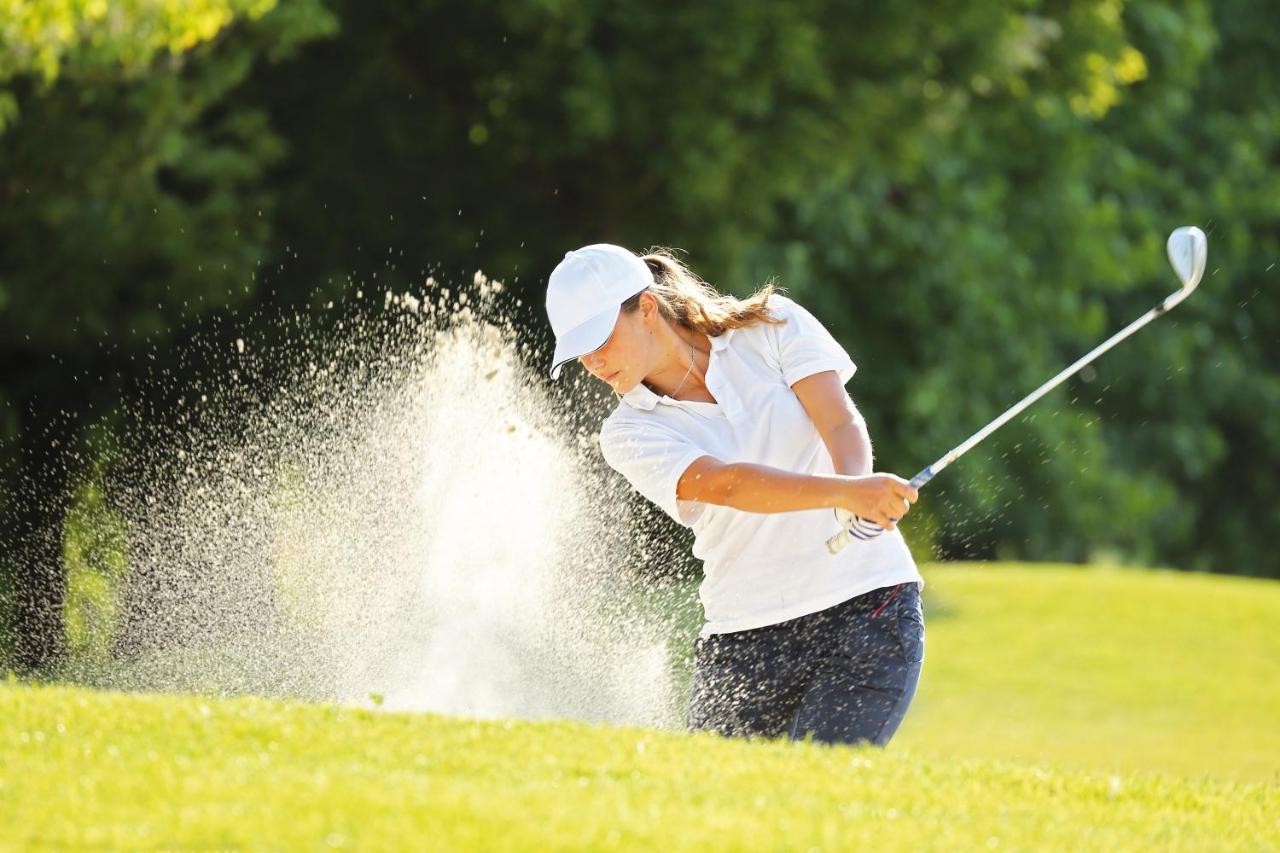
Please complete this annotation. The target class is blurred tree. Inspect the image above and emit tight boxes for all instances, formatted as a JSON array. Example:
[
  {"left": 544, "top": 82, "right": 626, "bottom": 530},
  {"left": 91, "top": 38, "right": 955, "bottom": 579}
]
[
  {"left": 757, "top": 0, "right": 1278, "bottom": 572},
  {"left": 250, "top": 0, "right": 1279, "bottom": 573},
  {"left": 745, "top": 0, "right": 1209, "bottom": 564},
  {"left": 3, "top": 0, "right": 1278, "bottom": 676},
  {"left": 1098, "top": 0, "right": 1280, "bottom": 573},
  {"left": 0, "top": 0, "right": 336, "bottom": 672}
]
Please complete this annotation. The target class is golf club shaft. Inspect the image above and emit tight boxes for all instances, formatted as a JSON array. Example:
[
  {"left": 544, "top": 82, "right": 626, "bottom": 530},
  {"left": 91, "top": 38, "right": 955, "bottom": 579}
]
[
  {"left": 914, "top": 292, "right": 1182, "bottom": 486},
  {"left": 826, "top": 287, "right": 1196, "bottom": 556}
]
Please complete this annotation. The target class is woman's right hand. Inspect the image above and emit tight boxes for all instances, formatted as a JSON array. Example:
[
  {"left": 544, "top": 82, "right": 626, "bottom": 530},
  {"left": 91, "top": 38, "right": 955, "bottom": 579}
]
[{"left": 838, "top": 474, "right": 919, "bottom": 531}]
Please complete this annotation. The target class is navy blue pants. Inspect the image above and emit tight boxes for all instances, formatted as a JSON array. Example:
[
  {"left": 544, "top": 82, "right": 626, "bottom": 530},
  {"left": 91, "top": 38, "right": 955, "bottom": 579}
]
[{"left": 686, "top": 583, "right": 924, "bottom": 746}]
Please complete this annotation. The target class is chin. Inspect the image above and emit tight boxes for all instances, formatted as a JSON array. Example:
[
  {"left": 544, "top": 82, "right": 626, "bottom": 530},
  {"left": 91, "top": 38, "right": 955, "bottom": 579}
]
[{"left": 610, "top": 375, "right": 637, "bottom": 394}]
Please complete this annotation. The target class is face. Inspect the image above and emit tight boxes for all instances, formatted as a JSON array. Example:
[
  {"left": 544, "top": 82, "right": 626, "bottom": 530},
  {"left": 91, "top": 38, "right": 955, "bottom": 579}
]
[{"left": 577, "top": 296, "right": 655, "bottom": 393}]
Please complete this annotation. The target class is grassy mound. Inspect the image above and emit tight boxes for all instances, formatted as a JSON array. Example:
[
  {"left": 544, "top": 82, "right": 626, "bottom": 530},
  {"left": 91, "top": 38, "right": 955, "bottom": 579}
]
[
  {"left": 892, "top": 563, "right": 1280, "bottom": 781},
  {"left": 2, "top": 682, "right": 1275, "bottom": 850},
  {"left": 5, "top": 562, "right": 1277, "bottom": 848}
]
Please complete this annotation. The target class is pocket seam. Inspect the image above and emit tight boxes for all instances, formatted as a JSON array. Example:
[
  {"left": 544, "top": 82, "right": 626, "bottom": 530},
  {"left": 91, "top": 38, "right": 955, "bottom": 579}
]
[{"left": 894, "top": 589, "right": 925, "bottom": 664}]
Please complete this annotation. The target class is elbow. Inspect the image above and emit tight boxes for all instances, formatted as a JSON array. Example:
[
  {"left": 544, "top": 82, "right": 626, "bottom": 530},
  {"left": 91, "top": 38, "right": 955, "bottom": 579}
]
[
  {"left": 712, "top": 463, "right": 740, "bottom": 508},
  {"left": 709, "top": 462, "right": 758, "bottom": 510},
  {"left": 677, "top": 458, "right": 739, "bottom": 507}
]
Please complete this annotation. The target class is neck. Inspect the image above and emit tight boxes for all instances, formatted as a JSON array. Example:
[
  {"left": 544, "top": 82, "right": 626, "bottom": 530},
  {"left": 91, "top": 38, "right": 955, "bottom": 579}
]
[{"left": 643, "top": 327, "right": 709, "bottom": 399}]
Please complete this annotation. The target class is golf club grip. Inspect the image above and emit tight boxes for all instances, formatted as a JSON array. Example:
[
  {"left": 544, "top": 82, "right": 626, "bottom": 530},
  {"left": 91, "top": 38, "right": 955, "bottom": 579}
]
[{"left": 824, "top": 465, "right": 936, "bottom": 555}]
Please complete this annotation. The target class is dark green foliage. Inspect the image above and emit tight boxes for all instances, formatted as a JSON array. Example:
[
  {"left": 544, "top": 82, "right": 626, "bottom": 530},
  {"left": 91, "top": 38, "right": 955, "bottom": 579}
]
[
  {"left": 248, "top": 0, "right": 1276, "bottom": 572},
  {"left": 1, "top": 0, "right": 1277, "bottom": 668},
  {"left": 0, "top": 0, "right": 336, "bottom": 672}
]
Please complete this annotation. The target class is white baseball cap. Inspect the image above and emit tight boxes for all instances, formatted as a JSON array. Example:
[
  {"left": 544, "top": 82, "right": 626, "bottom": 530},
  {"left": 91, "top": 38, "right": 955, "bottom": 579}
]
[{"left": 545, "top": 243, "right": 652, "bottom": 380}]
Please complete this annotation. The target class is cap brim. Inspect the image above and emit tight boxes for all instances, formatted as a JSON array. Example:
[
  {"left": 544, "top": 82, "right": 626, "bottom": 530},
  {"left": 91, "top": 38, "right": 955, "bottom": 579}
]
[{"left": 548, "top": 303, "right": 621, "bottom": 380}]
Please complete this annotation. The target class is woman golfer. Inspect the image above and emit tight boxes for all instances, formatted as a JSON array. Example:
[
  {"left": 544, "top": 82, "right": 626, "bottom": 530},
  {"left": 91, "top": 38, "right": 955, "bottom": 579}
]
[{"left": 545, "top": 243, "right": 924, "bottom": 746}]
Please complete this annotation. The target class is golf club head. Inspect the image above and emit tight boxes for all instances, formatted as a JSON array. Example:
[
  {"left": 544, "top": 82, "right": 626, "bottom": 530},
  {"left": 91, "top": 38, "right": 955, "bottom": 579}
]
[{"left": 1167, "top": 226, "right": 1208, "bottom": 293}]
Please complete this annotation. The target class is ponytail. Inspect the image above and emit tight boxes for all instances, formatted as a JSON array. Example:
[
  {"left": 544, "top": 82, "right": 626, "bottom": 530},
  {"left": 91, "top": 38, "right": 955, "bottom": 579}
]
[{"left": 621, "top": 248, "right": 785, "bottom": 336}]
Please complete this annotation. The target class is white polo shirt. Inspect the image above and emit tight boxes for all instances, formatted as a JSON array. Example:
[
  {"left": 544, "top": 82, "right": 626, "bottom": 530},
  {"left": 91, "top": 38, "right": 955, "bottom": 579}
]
[{"left": 597, "top": 294, "right": 923, "bottom": 638}]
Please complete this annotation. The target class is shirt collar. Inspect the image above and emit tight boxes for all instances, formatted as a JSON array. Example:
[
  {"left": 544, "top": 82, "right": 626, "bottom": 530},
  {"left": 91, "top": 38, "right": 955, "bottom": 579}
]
[{"left": 619, "top": 329, "right": 732, "bottom": 411}]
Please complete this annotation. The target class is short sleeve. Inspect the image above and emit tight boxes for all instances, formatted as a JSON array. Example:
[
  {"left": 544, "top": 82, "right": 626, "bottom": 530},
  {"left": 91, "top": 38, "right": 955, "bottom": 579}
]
[
  {"left": 598, "top": 420, "right": 712, "bottom": 527},
  {"left": 769, "top": 295, "right": 857, "bottom": 387}
]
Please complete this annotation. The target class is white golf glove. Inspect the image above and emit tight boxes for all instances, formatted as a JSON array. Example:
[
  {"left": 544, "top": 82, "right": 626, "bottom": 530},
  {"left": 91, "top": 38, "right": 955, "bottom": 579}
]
[{"left": 834, "top": 508, "right": 886, "bottom": 540}]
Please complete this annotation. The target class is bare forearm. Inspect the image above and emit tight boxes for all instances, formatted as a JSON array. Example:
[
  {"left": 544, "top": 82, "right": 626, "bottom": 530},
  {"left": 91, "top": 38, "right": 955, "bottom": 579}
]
[
  {"left": 716, "top": 463, "right": 851, "bottom": 514},
  {"left": 679, "top": 457, "right": 918, "bottom": 528}
]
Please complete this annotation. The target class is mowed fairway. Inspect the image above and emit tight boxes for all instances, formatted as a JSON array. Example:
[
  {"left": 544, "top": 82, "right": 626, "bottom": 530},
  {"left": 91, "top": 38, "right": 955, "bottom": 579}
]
[
  {"left": 894, "top": 563, "right": 1280, "bottom": 782},
  {"left": 2, "top": 683, "right": 1276, "bottom": 850},
  {"left": 2, "top": 563, "right": 1277, "bottom": 849}
]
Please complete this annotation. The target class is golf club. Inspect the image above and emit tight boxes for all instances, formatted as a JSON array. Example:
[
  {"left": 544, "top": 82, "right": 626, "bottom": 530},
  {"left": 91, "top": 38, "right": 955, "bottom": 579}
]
[{"left": 827, "top": 225, "right": 1208, "bottom": 555}]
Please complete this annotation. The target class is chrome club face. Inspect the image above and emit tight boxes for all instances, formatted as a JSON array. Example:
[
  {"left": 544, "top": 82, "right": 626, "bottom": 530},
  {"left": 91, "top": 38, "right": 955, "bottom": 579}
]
[{"left": 1167, "top": 226, "right": 1208, "bottom": 293}]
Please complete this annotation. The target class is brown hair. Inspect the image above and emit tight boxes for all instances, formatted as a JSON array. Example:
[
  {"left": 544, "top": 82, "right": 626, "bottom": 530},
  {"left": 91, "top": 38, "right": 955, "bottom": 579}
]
[{"left": 620, "top": 248, "right": 785, "bottom": 337}]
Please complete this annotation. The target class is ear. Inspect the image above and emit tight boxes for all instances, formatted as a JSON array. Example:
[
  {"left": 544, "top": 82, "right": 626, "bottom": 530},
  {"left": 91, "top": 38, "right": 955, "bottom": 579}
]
[{"left": 638, "top": 291, "right": 660, "bottom": 321}]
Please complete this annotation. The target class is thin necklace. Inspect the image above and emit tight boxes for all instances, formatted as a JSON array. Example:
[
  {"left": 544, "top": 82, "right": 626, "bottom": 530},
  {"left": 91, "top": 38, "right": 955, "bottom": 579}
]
[{"left": 669, "top": 339, "right": 698, "bottom": 398}]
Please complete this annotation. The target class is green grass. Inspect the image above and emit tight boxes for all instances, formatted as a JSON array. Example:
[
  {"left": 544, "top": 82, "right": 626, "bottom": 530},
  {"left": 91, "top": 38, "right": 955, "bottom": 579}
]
[
  {"left": 3, "top": 562, "right": 1277, "bottom": 849},
  {"left": 656, "top": 562, "right": 1280, "bottom": 783},
  {"left": 2, "top": 682, "right": 1275, "bottom": 850},
  {"left": 894, "top": 563, "right": 1280, "bottom": 782}
]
